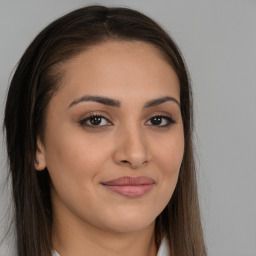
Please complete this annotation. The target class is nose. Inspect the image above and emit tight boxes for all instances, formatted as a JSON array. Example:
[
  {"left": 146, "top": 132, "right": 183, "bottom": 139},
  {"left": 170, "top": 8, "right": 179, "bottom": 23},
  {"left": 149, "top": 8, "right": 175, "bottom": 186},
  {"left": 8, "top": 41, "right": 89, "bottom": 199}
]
[{"left": 113, "top": 125, "right": 151, "bottom": 169}]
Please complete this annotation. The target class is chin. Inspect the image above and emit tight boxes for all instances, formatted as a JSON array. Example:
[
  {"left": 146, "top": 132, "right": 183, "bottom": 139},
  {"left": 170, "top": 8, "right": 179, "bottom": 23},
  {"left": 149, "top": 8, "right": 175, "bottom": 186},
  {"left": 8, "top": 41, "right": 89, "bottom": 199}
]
[{"left": 98, "top": 212, "right": 156, "bottom": 233}]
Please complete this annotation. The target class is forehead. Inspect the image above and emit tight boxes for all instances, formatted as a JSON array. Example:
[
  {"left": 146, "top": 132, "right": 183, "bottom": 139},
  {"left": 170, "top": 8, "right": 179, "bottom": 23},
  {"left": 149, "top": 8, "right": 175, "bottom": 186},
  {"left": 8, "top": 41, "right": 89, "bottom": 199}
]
[{"left": 53, "top": 40, "right": 180, "bottom": 105}]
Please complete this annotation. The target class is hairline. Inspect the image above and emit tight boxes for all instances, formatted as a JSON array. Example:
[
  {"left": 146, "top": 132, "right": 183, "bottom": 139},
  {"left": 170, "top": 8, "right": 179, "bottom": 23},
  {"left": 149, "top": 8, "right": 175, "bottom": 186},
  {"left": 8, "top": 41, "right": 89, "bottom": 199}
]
[{"left": 38, "top": 37, "right": 180, "bottom": 142}]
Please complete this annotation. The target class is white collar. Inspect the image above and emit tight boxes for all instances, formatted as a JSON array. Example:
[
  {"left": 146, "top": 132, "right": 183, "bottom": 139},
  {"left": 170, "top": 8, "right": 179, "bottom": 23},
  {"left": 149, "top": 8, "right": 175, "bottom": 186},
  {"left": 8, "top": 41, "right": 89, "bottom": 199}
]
[
  {"left": 157, "top": 237, "right": 170, "bottom": 256},
  {"left": 53, "top": 237, "right": 170, "bottom": 256}
]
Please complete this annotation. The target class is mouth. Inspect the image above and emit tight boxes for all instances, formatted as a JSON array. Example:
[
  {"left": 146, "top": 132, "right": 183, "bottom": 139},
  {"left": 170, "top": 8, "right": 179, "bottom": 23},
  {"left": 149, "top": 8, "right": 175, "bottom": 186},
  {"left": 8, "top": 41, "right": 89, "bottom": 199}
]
[{"left": 101, "top": 176, "right": 155, "bottom": 198}]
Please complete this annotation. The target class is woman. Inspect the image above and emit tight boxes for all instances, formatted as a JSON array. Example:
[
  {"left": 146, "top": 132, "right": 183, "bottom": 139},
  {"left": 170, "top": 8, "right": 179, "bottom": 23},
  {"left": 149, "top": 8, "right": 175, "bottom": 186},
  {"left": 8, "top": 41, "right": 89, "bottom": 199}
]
[{"left": 3, "top": 5, "right": 207, "bottom": 256}]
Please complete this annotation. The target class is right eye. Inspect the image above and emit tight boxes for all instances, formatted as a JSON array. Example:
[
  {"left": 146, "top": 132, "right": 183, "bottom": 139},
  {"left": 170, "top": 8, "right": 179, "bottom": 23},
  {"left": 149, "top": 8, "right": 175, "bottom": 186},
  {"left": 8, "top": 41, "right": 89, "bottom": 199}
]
[{"left": 79, "top": 114, "right": 112, "bottom": 128}]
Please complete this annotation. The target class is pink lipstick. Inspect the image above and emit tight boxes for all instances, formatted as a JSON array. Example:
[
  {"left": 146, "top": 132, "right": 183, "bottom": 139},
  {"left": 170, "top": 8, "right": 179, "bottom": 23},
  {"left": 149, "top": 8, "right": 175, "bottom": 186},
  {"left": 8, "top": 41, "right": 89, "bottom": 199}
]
[{"left": 101, "top": 176, "right": 155, "bottom": 198}]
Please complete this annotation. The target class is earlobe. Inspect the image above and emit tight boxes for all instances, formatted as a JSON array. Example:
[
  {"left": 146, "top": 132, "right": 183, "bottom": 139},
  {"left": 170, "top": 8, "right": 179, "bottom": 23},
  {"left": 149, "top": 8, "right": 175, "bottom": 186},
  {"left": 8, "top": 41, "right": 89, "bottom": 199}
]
[{"left": 35, "top": 138, "right": 47, "bottom": 171}]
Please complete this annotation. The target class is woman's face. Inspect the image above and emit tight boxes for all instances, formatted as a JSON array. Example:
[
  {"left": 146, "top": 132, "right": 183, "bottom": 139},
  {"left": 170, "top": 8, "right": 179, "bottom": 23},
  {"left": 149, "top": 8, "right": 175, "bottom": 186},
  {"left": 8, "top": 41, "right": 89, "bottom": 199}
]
[{"left": 36, "top": 40, "right": 184, "bottom": 233}]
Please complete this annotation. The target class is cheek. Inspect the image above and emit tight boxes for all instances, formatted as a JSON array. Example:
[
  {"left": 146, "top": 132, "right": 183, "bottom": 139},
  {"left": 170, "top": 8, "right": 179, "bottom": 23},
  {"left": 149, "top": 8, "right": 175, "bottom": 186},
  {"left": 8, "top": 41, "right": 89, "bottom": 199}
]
[
  {"left": 44, "top": 128, "right": 115, "bottom": 217},
  {"left": 153, "top": 128, "right": 184, "bottom": 193},
  {"left": 155, "top": 127, "right": 184, "bottom": 167},
  {"left": 43, "top": 124, "right": 113, "bottom": 189}
]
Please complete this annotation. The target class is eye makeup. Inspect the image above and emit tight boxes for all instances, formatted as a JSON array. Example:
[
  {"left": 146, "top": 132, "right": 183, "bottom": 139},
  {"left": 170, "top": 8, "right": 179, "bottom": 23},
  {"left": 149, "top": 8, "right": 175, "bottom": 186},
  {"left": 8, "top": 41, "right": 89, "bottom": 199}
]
[
  {"left": 79, "top": 114, "right": 112, "bottom": 128},
  {"left": 78, "top": 111, "right": 176, "bottom": 130}
]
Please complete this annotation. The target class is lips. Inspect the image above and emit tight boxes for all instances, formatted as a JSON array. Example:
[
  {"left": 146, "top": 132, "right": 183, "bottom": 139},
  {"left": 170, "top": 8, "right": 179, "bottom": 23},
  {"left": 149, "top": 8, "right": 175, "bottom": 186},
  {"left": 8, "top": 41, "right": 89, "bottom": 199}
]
[{"left": 101, "top": 176, "right": 155, "bottom": 198}]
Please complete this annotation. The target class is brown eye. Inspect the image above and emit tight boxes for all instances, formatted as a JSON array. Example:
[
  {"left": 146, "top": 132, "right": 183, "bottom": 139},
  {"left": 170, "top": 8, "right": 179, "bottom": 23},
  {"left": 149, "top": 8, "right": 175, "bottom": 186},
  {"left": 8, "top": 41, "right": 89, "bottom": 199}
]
[
  {"left": 146, "top": 115, "right": 175, "bottom": 127},
  {"left": 90, "top": 116, "right": 103, "bottom": 125},
  {"left": 79, "top": 114, "right": 111, "bottom": 127}
]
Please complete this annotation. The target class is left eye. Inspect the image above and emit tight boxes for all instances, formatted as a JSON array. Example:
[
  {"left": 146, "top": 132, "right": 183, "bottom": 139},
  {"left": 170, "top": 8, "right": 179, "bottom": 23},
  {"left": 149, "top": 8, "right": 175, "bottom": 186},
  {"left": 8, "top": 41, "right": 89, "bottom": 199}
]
[
  {"left": 79, "top": 115, "right": 111, "bottom": 127},
  {"left": 145, "top": 115, "right": 175, "bottom": 127}
]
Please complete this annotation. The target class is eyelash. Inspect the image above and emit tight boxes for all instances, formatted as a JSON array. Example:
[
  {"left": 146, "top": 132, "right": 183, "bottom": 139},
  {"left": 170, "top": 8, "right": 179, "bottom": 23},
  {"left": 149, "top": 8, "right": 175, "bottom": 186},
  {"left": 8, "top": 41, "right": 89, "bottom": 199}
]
[
  {"left": 79, "top": 113, "right": 176, "bottom": 129},
  {"left": 79, "top": 114, "right": 112, "bottom": 128}
]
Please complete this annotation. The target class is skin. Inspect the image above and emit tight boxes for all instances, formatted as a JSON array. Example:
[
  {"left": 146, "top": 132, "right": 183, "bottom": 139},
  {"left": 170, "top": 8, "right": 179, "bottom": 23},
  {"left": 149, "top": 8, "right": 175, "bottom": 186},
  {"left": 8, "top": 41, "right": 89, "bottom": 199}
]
[{"left": 35, "top": 40, "right": 184, "bottom": 256}]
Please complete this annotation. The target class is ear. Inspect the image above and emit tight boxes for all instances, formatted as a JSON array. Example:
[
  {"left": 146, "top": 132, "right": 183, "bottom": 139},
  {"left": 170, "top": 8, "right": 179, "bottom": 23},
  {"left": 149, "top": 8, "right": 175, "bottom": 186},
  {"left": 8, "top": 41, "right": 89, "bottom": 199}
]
[{"left": 35, "top": 138, "right": 47, "bottom": 171}]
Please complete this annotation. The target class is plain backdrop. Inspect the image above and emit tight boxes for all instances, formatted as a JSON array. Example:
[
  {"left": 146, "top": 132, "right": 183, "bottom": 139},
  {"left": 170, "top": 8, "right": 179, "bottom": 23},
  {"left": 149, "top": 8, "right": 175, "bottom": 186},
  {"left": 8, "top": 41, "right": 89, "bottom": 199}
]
[{"left": 0, "top": 1, "right": 255, "bottom": 255}]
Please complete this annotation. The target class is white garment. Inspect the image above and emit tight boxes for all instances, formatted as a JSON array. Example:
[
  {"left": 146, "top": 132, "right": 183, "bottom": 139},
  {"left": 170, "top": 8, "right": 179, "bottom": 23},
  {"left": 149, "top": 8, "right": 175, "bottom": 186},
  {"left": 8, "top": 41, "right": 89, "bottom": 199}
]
[
  {"left": 157, "top": 238, "right": 170, "bottom": 256},
  {"left": 52, "top": 237, "right": 170, "bottom": 256}
]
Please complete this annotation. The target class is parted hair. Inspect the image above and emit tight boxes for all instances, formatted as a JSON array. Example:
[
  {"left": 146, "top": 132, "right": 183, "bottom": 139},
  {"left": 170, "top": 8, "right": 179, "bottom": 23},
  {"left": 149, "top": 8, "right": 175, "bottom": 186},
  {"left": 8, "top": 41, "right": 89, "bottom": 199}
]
[{"left": 3, "top": 5, "right": 207, "bottom": 256}]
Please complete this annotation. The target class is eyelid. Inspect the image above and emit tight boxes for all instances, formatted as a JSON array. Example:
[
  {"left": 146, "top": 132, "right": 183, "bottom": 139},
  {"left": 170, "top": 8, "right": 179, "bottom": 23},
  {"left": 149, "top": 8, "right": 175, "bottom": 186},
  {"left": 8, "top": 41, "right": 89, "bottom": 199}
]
[
  {"left": 78, "top": 111, "right": 176, "bottom": 128},
  {"left": 79, "top": 112, "right": 113, "bottom": 127},
  {"left": 146, "top": 111, "right": 175, "bottom": 121},
  {"left": 80, "top": 111, "right": 112, "bottom": 120},
  {"left": 145, "top": 112, "right": 176, "bottom": 127}
]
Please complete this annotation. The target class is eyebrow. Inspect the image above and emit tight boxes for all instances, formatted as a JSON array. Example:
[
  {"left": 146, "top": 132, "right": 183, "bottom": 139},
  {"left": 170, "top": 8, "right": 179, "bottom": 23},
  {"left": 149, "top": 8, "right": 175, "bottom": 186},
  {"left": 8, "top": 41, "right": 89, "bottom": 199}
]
[
  {"left": 68, "top": 95, "right": 180, "bottom": 109},
  {"left": 143, "top": 96, "right": 180, "bottom": 108},
  {"left": 69, "top": 95, "right": 121, "bottom": 108}
]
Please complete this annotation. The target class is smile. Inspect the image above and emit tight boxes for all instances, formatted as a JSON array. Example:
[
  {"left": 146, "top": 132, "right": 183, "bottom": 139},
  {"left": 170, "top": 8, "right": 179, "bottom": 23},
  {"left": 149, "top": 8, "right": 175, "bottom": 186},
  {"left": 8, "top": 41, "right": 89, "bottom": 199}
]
[{"left": 101, "top": 176, "right": 155, "bottom": 198}]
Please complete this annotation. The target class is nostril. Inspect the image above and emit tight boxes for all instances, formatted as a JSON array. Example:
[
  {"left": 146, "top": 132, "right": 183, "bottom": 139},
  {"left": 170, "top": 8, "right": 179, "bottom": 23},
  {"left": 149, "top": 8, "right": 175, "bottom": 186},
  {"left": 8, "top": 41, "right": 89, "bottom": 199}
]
[{"left": 120, "top": 159, "right": 148, "bottom": 168}]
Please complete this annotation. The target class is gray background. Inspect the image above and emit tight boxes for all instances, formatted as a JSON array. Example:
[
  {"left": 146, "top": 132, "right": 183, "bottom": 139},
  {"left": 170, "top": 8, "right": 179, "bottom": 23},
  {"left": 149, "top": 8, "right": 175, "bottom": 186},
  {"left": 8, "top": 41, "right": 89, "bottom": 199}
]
[{"left": 0, "top": 0, "right": 255, "bottom": 255}]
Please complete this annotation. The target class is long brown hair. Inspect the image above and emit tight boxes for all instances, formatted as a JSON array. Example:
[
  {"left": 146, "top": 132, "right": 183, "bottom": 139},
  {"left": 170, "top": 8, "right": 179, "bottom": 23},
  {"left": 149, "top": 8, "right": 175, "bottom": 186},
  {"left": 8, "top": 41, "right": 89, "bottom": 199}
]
[{"left": 3, "top": 5, "right": 206, "bottom": 256}]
